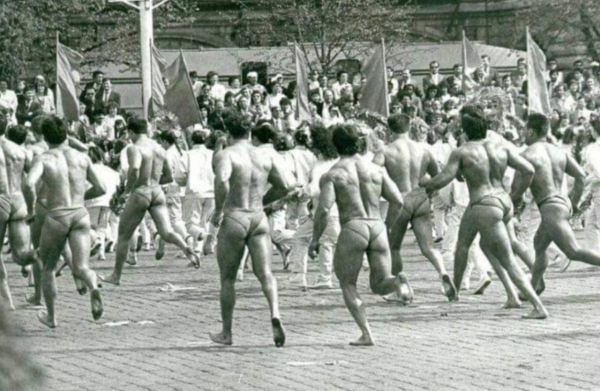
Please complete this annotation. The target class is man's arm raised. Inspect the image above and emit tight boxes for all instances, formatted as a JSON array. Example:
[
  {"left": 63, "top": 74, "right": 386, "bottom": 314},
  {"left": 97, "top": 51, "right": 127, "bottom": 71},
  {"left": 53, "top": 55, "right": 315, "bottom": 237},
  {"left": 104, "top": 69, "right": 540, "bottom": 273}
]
[
  {"left": 263, "top": 153, "right": 295, "bottom": 206},
  {"left": 212, "top": 151, "right": 231, "bottom": 226},
  {"left": 422, "top": 148, "right": 460, "bottom": 193},
  {"left": 24, "top": 155, "right": 44, "bottom": 219},
  {"left": 565, "top": 152, "right": 586, "bottom": 208},
  {"left": 85, "top": 157, "right": 106, "bottom": 200},
  {"left": 124, "top": 145, "right": 142, "bottom": 193},
  {"left": 507, "top": 147, "right": 535, "bottom": 205},
  {"left": 309, "top": 173, "right": 335, "bottom": 259}
]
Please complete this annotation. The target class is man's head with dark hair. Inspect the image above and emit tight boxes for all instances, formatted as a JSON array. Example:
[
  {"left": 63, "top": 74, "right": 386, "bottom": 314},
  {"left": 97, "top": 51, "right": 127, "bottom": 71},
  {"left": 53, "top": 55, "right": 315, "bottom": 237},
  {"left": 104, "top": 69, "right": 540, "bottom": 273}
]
[
  {"left": 294, "top": 129, "right": 310, "bottom": 147},
  {"left": 332, "top": 124, "right": 363, "bottom": 156},
  {"left": 388, "top": 113, "right": 411, "bottom": 135},
  {"left": 460, "top": 105, "right": 488, "bottom": 141},
  {"left": 310, "top": 123, "right": 338, "bottom": 160},
  {"left": 336, "top": 71, "right": 348, "bottom": 82},
  {"left": 252, "top": 122, "right": 276, "bottom": 145},
  {"left": 7, "top": 125, "right": 28, "bottom": 145},
  {"left": 226, "top": 113, "right": 252, "bottom": 140},
  {"left": 191, "top": 130, "right": 208, "bottom": 145},
  {"left": 41, "top": 116, "right": 68, "bottom": 145},
  {"left": 526, "top": 113, "right": 550, "bottom": 145},
  {"left": 0, "top": 116, "right": 8, "bottom": 137},
  {"left": 128, "top": 118, "right": 148, "bottom": 135},
  {"left": 274, "top": 133, "right": 294, "bottom": 152},
  {"left": 31, "top": 115, "right": 46, "bottom": 137},
  {"left": 88, "top": 146, "right": 104, "bottom": 164}
]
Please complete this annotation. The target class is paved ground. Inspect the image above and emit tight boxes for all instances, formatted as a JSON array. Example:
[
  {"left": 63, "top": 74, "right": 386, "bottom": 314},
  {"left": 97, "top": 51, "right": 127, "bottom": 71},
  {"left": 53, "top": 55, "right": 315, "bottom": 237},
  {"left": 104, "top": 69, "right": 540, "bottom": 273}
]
[{"left": 5, "top": 231, "right": 600, "bottom": 391}]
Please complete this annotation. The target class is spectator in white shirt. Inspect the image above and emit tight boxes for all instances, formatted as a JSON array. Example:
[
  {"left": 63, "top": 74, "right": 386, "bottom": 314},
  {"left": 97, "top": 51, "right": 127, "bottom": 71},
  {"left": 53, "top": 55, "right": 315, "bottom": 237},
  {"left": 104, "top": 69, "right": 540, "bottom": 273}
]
[
  {"left": 0, "top": 80, "right": 18, "bottom": 124},
  {"left": 243, "top": 71, "right": 267, "bottom": 96},
  {"left": 226, "top": 76, "right": 241, "bottom": 97},
  {"left": 331, "top": 71, "right": 352, "bottom": 101},
  {"left": 182, "top": 130, "right": 215, "bottom": 254},
  {"left": 190, "top": 71, "right": 204, "bottom": 98},
  {"left": 206, "top": 71, "right": 227, "bottom": 102},
  {"left": 267, "top": 82, "right": 285, "bottom": 108}
]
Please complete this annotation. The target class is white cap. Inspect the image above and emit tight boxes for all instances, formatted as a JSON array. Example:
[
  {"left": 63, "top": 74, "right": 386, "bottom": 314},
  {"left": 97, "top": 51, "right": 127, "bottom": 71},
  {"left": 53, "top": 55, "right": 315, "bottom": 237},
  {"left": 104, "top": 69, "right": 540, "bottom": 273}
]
[
  {"left": 247, "top": 71, "right": 258, "bottom": 78},
  {"left": 591, "top": 61, "right": 600, "bottom": 67}
]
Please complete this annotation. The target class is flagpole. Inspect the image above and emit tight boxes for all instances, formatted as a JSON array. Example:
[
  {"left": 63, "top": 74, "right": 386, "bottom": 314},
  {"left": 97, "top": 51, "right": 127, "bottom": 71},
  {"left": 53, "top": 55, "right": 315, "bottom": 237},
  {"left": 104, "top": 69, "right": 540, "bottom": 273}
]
[
  {"left": 293, "top": 43, "right": 299, "bottom": 121},
  {"left": 526, "top": 26, "right": 530, "bottom": 116},
  {"left": 461, "top": 30, "right": 466, "bottom": 94},
  {"left": 56, "top": 31, "right": 60, "bottom": 119},
  {"left": 381, "top": 38, "right": 389, "bottom": 117}
]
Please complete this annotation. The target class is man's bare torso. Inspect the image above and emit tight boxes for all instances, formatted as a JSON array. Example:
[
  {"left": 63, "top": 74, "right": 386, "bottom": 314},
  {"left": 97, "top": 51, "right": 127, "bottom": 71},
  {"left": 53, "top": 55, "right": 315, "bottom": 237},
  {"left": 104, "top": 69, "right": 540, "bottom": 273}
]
[
  {"left": 0, "top": 138, "right": 29, "bottom": 195},
  {"left": 38, "top": 146, "right": 89, "bottom": 209},
  {"left": 129, "top": 139, "right": 165, "bottom": 189},
  {"left": 457, "top": 138, "right": 509, "bottom": 202},
  {"left": 382, "top": 138, "right": 432, "bottom": 195},
  {"left": 326, "top": 156, "right": 385, "bottom": 224},
  {"left": 220, "top": 143, "right": 273, "bottom": 212},
  {"left": 522, "top": 142, "right": 567, "bottom": 204}
]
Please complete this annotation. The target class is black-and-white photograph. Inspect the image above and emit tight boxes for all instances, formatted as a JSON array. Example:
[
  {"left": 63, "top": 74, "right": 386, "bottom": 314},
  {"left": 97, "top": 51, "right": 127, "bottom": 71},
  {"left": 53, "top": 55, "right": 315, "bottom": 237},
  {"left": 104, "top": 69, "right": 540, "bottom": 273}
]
[{"left": 1, "top": 0, "right": 600, "bottom": 390}]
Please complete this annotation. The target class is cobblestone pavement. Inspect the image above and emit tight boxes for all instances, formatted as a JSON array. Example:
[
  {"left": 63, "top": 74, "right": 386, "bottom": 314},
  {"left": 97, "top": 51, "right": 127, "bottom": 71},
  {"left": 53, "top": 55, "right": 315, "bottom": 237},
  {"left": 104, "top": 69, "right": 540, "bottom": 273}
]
[{"left": 5, "top": 231, "right": 600, "bottom": 391}]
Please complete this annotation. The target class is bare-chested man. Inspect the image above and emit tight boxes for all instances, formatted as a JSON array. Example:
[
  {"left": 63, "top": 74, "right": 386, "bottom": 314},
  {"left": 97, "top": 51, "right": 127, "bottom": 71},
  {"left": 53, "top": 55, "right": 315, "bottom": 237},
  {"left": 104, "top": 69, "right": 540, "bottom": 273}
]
[
  {"left": 25, "top": 116, "right": 105, "bottom": 328},
  {"left": 375, "top": 114, "right": 456, "bottom": 301},
  {"left": 421, "top": 106, "right": 548, "bottom": 319},
  {"left": 516, "top": 113, "right": 600, "bottom": 293},
  {"left": 0, "top": 120, "right": 39, "bottom": 310},
  {"left": 209, "top": 117, "right": 292, "bottom": 347},
  {"left": 25, "top": 116, "right": 88, "bottom": 306},
  {"left": 101, "top": 119, "right": 199, "bottom": 286},
  {"left": 309, "top": 124, "right": 411, "bottom": 346}
]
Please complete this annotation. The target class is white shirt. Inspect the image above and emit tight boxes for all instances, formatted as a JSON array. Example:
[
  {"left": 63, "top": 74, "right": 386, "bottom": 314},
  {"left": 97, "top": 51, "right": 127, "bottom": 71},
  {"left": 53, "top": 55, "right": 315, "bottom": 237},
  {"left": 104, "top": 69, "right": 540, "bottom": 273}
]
[
  {"left": 331, "top": 82, "right": 352, "bottom": 100},
  {"left": 0, "top": 90, "right": 18, "bottom": 111},
  {"left": 85, "top": 164, "right": 121, "bottom": 208},
  {"left": 582, "top": 141, "right": 600, "bottom": 195},
  {"left": 208, "top": 83, "right": 227, "bottom": 102},
  {"left": 184, "top": 144, "right": 214, "bottom": 198},
  {"left": 288, "top": 146, "right": 317, "bottom": 187},
  {"left": 165, "top": 145, "right": 187, "bottom": 196}
]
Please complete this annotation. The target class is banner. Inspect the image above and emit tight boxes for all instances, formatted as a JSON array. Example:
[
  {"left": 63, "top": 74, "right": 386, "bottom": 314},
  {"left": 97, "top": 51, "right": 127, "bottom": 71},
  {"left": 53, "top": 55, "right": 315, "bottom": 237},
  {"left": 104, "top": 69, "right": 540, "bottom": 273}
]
[
  {"left": 462, "top": 31, "right": 482, "bottom": 95},
  {"left": 163, "top": 50, "right": 202, "bottom": 129},
  {"left": 358, "top": 39, "right": 389, "bottom": 117},
  {"left": 294, "top": 44, "right": 311, "bottom": 122},
  {"left": 150, "top": 44, "right": 167, "bottom": 118},
  {"left": 56, "top": 40, "right": 83, "bottom": 121},
  {"left": 526, "top": 28, "right": 551, "bottom": 115}
]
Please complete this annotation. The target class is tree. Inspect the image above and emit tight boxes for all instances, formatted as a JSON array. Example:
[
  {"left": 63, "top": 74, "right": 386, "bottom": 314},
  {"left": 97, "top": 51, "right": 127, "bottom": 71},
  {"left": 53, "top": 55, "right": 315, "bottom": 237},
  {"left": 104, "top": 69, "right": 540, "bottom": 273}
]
[
  {"left": 228, "top": 0, "right": 414, "bottom": 74},
  {"left": 512, "top": 0, "right": 600, "bottom": 61},
  {"left": 0, "top": 0, "right": 199, "bottom": 83}
]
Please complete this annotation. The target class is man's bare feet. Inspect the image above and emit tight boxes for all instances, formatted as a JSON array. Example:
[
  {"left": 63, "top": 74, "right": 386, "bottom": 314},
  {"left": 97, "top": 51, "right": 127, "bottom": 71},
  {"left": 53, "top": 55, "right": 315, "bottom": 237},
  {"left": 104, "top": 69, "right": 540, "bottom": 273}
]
[
  {"left": 75, "top": 278, "right": 87, "bottom": 296},
  {"left": 203, "top": 235, "right": 215, "bottom": 256},
  {"left": 37, "top": 310, "right": 56, "bottom": 328},
  {"left": 502, "top": 298, "right": 522, "bottom": 309},
  {"left": 272, "top": 318, "right": 285, "bottom": 347},
  {"left": 209, "top": 331, "right": 232, "bottom": 345},
  {"left": 99, "top": 273, "right": 120, "bottom": 286},
  {"left": 155, "top": 234, "right": 165, "bottom": 260},
  {"left": 281, "top": 246, "right": 292, "bottom": 272},
  {"left": 397, "top": 272, "right": 413, "bottom": 305},
  {"left": 125, "top": 252, "right": 137, "bottom": 266},
  {"left": 349, "top": 334, "right": 374, "bottom": 346},
  {"left": 25, "top": 293, "right": 41, "bottom": 306},
  {"left": 442, "top": 275, "right": 457, "bottom": 301},
  {"left": 522, "top": 307, "right": 549, "bottom": 320},
  {"left": 90, "top": 289, "right": 103, "bottom": 321},
  {"left": 185, "top": 249, "right": 201, "bottom": 269}
]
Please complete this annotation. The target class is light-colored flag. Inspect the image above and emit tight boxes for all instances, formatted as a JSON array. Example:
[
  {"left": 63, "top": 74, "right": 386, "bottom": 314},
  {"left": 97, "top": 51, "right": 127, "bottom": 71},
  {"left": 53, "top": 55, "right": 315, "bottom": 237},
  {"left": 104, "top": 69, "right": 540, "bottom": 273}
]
[
  {"left": 294, "top": 44, "right": 311, "bottom": 122},
  {"left": 462, "top": 31, "right": 482, "bottom": 95},
  {"left": 526, "top": 27, "right": 551, "bottom": 115},
  {"left": 163, "top": 50, "right": 202, "bottom": 129},
  {"left": 150, "top": 44, "right": 167, "bottom": 117},
  {"left": 56, "top": 40, "right": 83, "bottom": 121},
  {"left": 359, "top": 39, "right": 389, "bottom": 117}
]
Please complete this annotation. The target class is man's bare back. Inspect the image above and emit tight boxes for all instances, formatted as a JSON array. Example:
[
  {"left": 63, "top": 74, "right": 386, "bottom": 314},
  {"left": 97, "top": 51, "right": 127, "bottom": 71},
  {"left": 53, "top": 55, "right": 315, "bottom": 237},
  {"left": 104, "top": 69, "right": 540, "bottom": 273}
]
[
  {"left": 380, "top": 137, "right": 435, "bottom": 195},
  {"left": 0, "top": 138, "right": 29, "bottom": 196},
  {"left": 126, "top": 138, "right": 166, "bottom": 190}
]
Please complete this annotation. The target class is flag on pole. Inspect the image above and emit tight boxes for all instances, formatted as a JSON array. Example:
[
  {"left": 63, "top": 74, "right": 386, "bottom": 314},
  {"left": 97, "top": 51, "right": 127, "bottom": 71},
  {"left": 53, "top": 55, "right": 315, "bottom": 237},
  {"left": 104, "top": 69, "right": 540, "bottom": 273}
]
[
  {"left": 163, "top": 50, "right": 202, "bottom": 129},
  {"left": 56, "top": 39, "right": 83, "bottom": 121},
  {"left": 149, "top": 43, "right": 167, "bottom": 117},
  {"left": 359, "top": 39, "right": 389, "bottom": 117},
  {"left": 526, "top": 28, "right": 551, "bottom": 115},
  {"left": 462, "top": 31, "right": 482, "bottom": 95},
  {"left": 294, "top": 44, "right": 311, "bottom": 122}
]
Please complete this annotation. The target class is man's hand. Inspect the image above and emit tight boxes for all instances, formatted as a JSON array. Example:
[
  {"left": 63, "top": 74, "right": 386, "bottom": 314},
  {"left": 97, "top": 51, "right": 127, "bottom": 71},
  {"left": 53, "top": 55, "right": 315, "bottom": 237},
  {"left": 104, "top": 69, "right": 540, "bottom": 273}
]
[
  {"left": 25, "top": 213, "right": 35, "bottom": 224},
  {"left": 308, "top": 240, "right": 320, "bottom": 259},
  {"left": 418, "top": 175, "right": 431, "bottom": 189},
  {"left": 211, "top": 212, "right": 223, "bottom": 228}
]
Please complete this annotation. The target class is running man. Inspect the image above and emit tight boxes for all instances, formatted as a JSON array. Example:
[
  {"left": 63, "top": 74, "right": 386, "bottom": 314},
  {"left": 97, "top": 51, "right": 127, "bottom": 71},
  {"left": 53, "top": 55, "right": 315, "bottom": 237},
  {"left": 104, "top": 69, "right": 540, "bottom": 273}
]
[
  {"left": 309, "top": 124, "right": 411, "bottom": 346},
  {"left": 0, "top": 120, "right": 38, "bottom": 310},
  {"left": 101, "top": 119, "right": 199, "bottom": 286},
  {"left": 24, "top": 116, "right": 105, "bottom": 328},
  {"left": 209, "top": 116, "right": 292, "bottom": 347},
  {"left": 421, "top": 106, "right": 548, "bottom": 319},
  {"left": 516, "top": 113, "right": 600, "bottom": 293},
  {"left": 375, "top": 113, "right": 456, "bottom": 301}
]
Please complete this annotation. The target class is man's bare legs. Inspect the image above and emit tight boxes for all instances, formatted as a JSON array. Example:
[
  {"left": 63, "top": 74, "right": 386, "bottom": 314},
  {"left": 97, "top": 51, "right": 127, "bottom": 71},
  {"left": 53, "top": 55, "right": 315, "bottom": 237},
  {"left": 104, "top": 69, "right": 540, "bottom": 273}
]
[
  {"left": 37, "top": 232, "right": 66, "bottom": 328},
  {"left": 102, "top": 195, "right": 199, "bottom": 285},
  {"left": 0, "top": 255, "right": 14, "bottom": 310},
  {"left": 531, "top": 205, "right": 600, "bottom": 292},
  {"left": 474, "top": 206, "right": 548, "bottom": 319}
]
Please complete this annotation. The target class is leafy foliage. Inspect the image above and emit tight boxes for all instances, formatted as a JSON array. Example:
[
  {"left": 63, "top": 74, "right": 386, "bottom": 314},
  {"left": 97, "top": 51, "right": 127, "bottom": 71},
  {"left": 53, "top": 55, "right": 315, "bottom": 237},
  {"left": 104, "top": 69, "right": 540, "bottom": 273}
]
[{"left": 229, "top": 0, "right": 414, "bottom": 73}]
